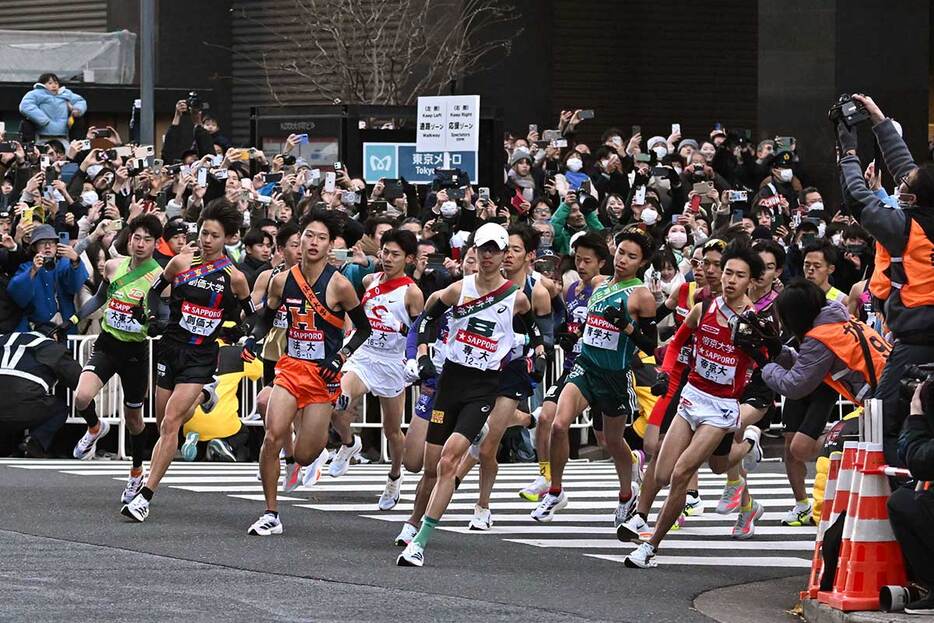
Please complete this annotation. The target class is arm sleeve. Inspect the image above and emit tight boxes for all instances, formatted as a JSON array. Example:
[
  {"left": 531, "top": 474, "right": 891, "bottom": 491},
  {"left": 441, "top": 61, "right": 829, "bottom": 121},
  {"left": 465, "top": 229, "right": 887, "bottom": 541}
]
[
  {"left": 518, "top": 308, "right": 544, "bottom": 349},
  {"left": 75, "top": 278, "right": 110, "bottom": 321},
  {"left": 628, "top": 317, "right": 658, "bottom": 355},
  {"left": 147, "top": 273, "right": 170, "bottom": 319},
  {"left": 417, "top": 298, "right": 451, "bottom": 345},
  {"left": 535, "top": 313, "right": 554, "bottom": 348},
  {"left": 342, "top": 304, "right": 372, "bottom": 354},
  {"left": 656, "top": 304, "right": 674, "bottom": 323},
  {"left": 249, "top": 304, "right": 276, "bottom": 340},
  {"left": 760, "top": 337, "right": 836, "bottom": 399},
  {"left": 661, "top": 321, "right": 691, "bottom": 373},
  {"left": 406, "top": 309, "right": 426, "bottom": 359}
]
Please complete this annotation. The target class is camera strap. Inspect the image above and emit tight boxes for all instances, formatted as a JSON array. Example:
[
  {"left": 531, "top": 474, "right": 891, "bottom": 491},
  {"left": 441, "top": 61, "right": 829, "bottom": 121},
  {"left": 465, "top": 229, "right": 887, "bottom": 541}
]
[{"left": 848, "top": 319, "right": 880, "bottom": 391}]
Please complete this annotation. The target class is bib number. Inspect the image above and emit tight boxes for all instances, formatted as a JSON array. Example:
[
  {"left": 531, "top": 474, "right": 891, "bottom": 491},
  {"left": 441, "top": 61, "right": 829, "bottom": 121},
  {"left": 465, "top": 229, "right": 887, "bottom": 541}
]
[
  {"left": 105, "top": 299, "right": 143, "bottom": 334},
  {"left": 287, "top": 327, "right": 325, "bottom": 361},
  {"left": 179, "top": 301, "right": 223, "bottom": 336},
  {"left": 582, "top": 315, "right": 620, "bottom": 350},
  {"left": 695, "top": 353, "right": 736, "bottom": 385}
]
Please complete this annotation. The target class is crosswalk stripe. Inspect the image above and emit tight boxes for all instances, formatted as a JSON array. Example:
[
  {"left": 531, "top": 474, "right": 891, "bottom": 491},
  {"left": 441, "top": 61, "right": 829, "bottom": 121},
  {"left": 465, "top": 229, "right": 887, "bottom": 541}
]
[
  {"left": 507, "top": 539, "right": 814, "bottom": 551},
  {"left": 294, "top": 497, "right": 810, "bottom": 512},
  {"left": 359, "top": 511, "right": 802, "bottom": 524},
  {"left": 437, "top": 525, "right": 816, "bottom": 536},
  {"left": 586, "top": 554, "right": 813, "bottom": 568}
]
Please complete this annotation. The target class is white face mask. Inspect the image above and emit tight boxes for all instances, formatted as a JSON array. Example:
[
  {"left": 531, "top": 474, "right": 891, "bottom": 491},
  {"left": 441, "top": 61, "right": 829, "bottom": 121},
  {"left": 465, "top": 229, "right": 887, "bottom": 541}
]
[
  {"left": 831, "top": 233, "right": 842, "bottom": 246},
  {"left": 673, "top": 166, "right": 683, "bottom": 176},
  {"left": 693, "top": 229, "right": 709, "bottom": 245},
  {"left": 654, "top": 178, "right": 671, "bottom": 191},
  {"left": 81, "top": 190, "right": 99, "bottom": 206},
  {"left": 808, "top": 201, "right": 824, "bottom": 212},
  {"left": 566, "top": 158, "right": 583, "bottom": 173},
  {"left": 653, "top": 146, "right": 668, "bottom": 159},
  {"left": 778, "top": 168, "right": 793, "bottom": 182},
  {"left": 440, "top": 201, "right": 459, "bottom": 218},
  {"left": 667, "top": 231, "right": 688, "bottom": 249},
  {"left": 600, "top": 159, "right": 609, "bottom": 170},
  {"left": 817, "top": 222, "right": 826, "bottom": 238},
  {"left": 641, "top": 207, "right": 659, "bottom": 225}
]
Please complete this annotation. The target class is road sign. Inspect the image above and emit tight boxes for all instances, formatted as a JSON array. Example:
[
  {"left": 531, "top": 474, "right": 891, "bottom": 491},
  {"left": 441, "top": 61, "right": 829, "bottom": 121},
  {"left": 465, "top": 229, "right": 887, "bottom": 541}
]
[
  {"left": 362, "top": 142, "right": 477, "bottom": 185},
  {"left": 416, "top": 95, "right": 480, "bottom": 153}
]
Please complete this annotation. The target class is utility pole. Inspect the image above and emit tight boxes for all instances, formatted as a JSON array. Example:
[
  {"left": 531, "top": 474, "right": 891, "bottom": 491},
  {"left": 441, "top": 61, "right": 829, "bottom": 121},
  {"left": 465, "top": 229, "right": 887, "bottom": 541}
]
[{"left": 140, "top": 0, "right": 155, "bottom": 146}]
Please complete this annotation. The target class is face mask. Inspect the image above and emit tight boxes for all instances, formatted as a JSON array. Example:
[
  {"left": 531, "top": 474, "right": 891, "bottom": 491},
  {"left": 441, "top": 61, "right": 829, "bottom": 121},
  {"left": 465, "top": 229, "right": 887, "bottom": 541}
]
[
  {"left": 641, "top": 207, "right": 659, "bottom": 225},
  {"left": 654, "top": 178, "right": 671, "bottom": 191},
  {"left": 693, "top": 230, "right": 708, "bottom": 245},
  {"left": 653, "top": 146, "right": 668, "bottom": 159},
  {"left": 566, "top": 158, "right": 583, "bottom": 173},
  {"left": 81, "top": 190, "right": 99, "bottom": 206},
  {"left": 831, "top": 233, "right": 842, "bottom": 246},
  {"left": 808, "top": 201, "right": 824, "bottom": 212},
  {"left": 440, "top": 201, "right": 458, "bottom": 218},
  {"left": 667, "top": 231, "right": 688, "bottom": 249},
  {"left": 817, "top": 222, "right": 826, "bottom": 238},
  {"left": 600, "top": 159, "right": 609, "bottom": 170},
  {"left": 778, "top": 168, "right": 793, "bottom": 182},
  {"left": 673, "top": 166, "right": 683, "bottom": 176}
]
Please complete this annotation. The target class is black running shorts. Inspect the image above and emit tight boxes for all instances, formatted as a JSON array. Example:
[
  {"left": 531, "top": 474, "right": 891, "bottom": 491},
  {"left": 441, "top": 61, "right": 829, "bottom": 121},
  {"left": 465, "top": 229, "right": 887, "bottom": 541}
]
[
  {"left": 155, "top": 340, "right": 219, "bottom": 390},
  {"left": 782, "top": 383, "right": 838, "bottom": 440},
  {"left": 427, "top": 361, "right": 500, "bottom": 446},
  {"left": 497, "top": 358, "right": 533, "bottom": 401},
  {"left": 84, "top": 332, "right": 150, "bottom": 406}
]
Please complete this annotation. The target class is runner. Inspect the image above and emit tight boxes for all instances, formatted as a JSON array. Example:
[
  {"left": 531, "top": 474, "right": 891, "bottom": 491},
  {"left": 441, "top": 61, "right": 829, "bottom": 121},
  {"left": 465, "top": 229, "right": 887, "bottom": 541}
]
[
  {"left": 396, "top": 223, "right": 541, "bottom": 567},
  {"left": 531, "top": 227, "right": 657, "bottom": 530},
  {"left": 335, "top": 228, "right": 424, "bottom": 510},
  {"left": 518, "top": 231, "right": 609, "bottom": 502},
  {"left": 69, "top": 215, "right": 164, "bottom": 504},
  {"left": 121, "top": 201, "right": 252, "bottom": 522},
  {"left": 243, "top": 208, "right": 372, "bottom": 536},
  {"left": 625, "top": 241, "right": 764, "bottom": 568}
]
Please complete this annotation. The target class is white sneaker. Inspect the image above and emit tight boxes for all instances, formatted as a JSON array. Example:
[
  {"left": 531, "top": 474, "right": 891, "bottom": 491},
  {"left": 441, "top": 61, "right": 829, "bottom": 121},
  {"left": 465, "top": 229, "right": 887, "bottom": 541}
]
[
  {"left": 394, "top": 522, "right": 418, "bottom": 546},
  {"left": 742, "top": 425, "right": 764, "bottom": 473},
  {"left": 684, "top": 491, "right": 705, "bottom": 516},
  {"left": 613, "top": 483, "right": 639, "bottom": 527},
  {"left": 248, "top": 512, "right": 283, "bottom": 536},
  {"left": 468, "top": 422, "right": 490, "bottom": 461},
  {"left": 328, "top": 435, "right": 362, "bottom": 477},
  {"left": 616, "top": 513, "right": 649, "bottom": 543},
  {"left": 531, "top": 491, "right": 568, "bottom": 522},
  {"left": 120, "top": 493, "right": 149, "bottom": 523},
  {"left": 716, "top": 479, "right": 746, "bottom": 515},
  {"left": 378, "top": 474, "right": 403, "bottom": 511},
  {"left": 200, "top": 379, "right": 219, "bottom": 413},
  {"left": 624, "top": 541, "right": 658, "bottom": 569},
  {"left": 781, "top": 502, "right": 814, "bottom": 527},
  {"left": 732, "top": 500, "right": 764, "bottom": 540},
  {"left": 468, "top": 505, "right": 493, "bottom": 531},
  {"left": 302, "top": 448, "right": 330, "bottom": 488},
  {"left": 73, "top": 419, "right": 111, "bottom": 460},
  {"left": 282, "top": 461, "right": 303, "bottom": 492},
  {"left": 121, "top": 470, "right": 145, "bottom": 505},
  {"left": 396, "top": 541, "right": 425, "bottom": 567},
  {"left": 518, "top": 475, "right": 550, "bottom": 502},
  {"left": 631, "top": 450, "right": 646, "bottom": 486}
]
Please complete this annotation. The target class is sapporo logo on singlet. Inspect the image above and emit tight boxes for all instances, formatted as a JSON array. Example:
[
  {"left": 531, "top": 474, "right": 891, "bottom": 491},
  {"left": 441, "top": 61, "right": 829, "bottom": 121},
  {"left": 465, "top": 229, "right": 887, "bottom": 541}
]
[{"left": 287, "top": 305, "right": 325, "bottom": 361}]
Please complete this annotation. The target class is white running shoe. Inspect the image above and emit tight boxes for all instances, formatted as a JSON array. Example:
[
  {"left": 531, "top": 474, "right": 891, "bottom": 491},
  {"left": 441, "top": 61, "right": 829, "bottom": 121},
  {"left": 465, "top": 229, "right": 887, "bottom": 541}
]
[
  {"left": 394, "top": 522, "right": 418, "bottom": 546},
  {"left": 630, "top": 450, "right": 646, "bottom": 486},
  {"left": 781, "top": 502, "right": 814, "bottom": 527},
  {"left": 328, "top": 435, "right": 362, "bottom": 477},
  {"left": 616, "top": 513, "right": 649, "bottom": 543},
  {"left": 531, "top": 491, "right": 568, "bottom": 522},
  {"left": 518, "top": 475, "right": 550, "bottom": 502},
  {"left": 684, "top": 491, "right": 705, "bottom": 516},
  {"left": 302, "top": 448, "right": 330, "bottom": 488},
  {"left": 732, "top": 500, "right": 764, "bottom": 540},
  {"left": 248, "top": 512, "right": 283, "bottom": 536},
  {"left": 613, "top": 483, "right": 639, "bottom": 527},
  {"left": 624, "top": 541, "right": 658, "bottom": 569},
  {"left": 716, "top": 479, "right": 746, "bottom": 515},
  {"left": 378, "top": 474, "right": 404, "bottom": 511},
  {"left": 121, "top": 471, "right": 145, "bottom": 505},
  {"left": 468, "top": 422, "right": 490, "bottom": 461},
  {"left": 468, "top": 505, "right": 493, "bottom": 531},
  {"left": 396, "top": 541, "right": 425, "bottom": 567},
  {"left": 73, "top": 419, "right": 111, "bottom": 460},
  {"left": 206, "top": 439, "right": 236, "bottom": 462},
  {"left": 180, "top": 432, "right": 200, "bottom": 462},
  {"left": 120, "top": 493, "right": 149, "bottom": 523},
  {"left": 200, "top": 379, "right": 219, "bottom": 413},
  {"left": 282, "top": 461, "right": 303, "bottom": 492},
  {"left": 742, "top": 425, "right": 764, "bottom": 473}
]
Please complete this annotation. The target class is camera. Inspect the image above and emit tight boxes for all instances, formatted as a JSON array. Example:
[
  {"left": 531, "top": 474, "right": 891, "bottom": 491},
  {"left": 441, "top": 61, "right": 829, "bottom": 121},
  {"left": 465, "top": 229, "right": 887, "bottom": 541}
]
[
  {"left": 187, "top": 91, "right": 201, "bottom": 111},
  {"left": 898, "top": 363, "right": 934, "bottom": 411},
  {"left": 828, "top": 94, "right": 871, "bottom": 129},
  {"left": 729, "top": 310, "right": 780, "bottom": 356}
]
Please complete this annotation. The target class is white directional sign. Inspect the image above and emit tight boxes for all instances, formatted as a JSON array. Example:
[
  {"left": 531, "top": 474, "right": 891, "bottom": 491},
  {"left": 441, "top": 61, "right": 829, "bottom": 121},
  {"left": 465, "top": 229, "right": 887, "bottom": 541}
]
[{"left": 416, "top": 95, "right": 480, "bottom": 153}]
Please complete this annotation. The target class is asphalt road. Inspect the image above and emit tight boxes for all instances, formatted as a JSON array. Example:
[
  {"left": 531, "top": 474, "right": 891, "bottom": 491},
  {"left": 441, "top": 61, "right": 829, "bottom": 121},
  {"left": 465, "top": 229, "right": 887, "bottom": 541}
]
[{"left": 0, "top": 459, "right": 809, "bottom": 623}]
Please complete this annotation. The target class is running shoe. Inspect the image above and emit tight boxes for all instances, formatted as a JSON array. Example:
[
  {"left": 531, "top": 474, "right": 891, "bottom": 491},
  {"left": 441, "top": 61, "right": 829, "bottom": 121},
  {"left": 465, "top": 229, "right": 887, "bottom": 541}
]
[
  {"left": 684, "top": 491, "right": 705, "bottom": 516},
  {"left": 200, "top": 379, "right": 219, "bottom": 413},
  {"left": 378, "top": 474, "right": 404, "bottom": 511},
  {"left": 282, "top": 461, "right": 303, "bottom": 492},
  {"left": 518, "top": 475, "right": 550, "bottom": 502},
  {"left": 248, "top": 512, "right": 283, "bottom": 536},
  {"left": 624, "top": 542, "right": 658, "bottom": 569},
  {"left": 631, "top": 450, "right": 646, "bottom": 486},
  {"left": 206, "top": 439, "right": 236, "bottom": 462},
  {"left": 73, "top": 419, "right": 111, "bottom": 460},
  {"left": 616, "top": 513, "right": 648, "bottom": 543},
  {"left": 732, "top": 500, "right": 764, "bottom": 539},
  {"left": 328, "top": 435, "right": 362, "bottom": 477},
  {"left": 302, "top": 448, "right": 329, "bottom": 488},
  {"left": 394, "top": 522, "right": 418, "bottom": 546},
  {"left": 120, "top": 494, "right": 149, "bottom": 523},
  {"left": 715, "top": 479, "right": 746, "bottom": 515},
  {"left": 671, "top": 511, "right": 687, "bottom": 531},
  {"left": 468, "top": 422, "right": 490, "bottom": 461},
  {"left": 526, "top": 407, "right": 540, "bottom": 429},
  {"left": 613, "top": 483, "right": 639, "bottom": 527},
  {"left": 905, "top": 594, "right": 934, "bottom": 615},
  {"left": 397, "top": 541, "right": 425, "bottom": 567},
  {"left": 531, "top": 491, "right": 568, "bottom": 522},
  {"left": 742, "top": 425, "right": 763, "bottom": 473},
  {"left": 468, "top": 505, "right": 493, "bottom": 531},
  {"left": 781, "top": 502, "right": 814, "bottom": 526},
  {"left": 121, "top": 471, "right": 145, "bottom": 505},
  {"left": 180, "top": 432, "right": 199, "bottom": 462}
]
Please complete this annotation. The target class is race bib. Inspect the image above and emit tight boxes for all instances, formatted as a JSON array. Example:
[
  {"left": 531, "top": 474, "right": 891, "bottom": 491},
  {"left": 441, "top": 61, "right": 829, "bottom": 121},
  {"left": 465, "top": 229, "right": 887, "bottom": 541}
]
[
  {"left": 105, "top": 299, "right": 143, "bottom": 334},
  {"left": 581, "top": 314, "right": 620, "bottom": 350},
  {"left": 273, "top": 307, "right": 288, "bottom": 329},
  {"left": 677, "top": 345, "right": 691, "bottom": 365},
  {"left": 179, "top": 301, "right": 223, "bottom": 336},
  {"left": 365, "top": 316, "right": 398, "bottom": 351},
  {"left": 695, "top": 353, "right": 736, "bottom": 385},
  {"left": 287, "top": 327, "right": 325, "bottom": 361}
]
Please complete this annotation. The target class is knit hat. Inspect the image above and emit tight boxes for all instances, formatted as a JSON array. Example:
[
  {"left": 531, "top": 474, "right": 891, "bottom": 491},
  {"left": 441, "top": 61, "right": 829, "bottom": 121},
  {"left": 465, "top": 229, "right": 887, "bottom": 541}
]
[
  {"left": 509, "top": 148, "right": 533, "bottom": 167},
  {"left": 677, "top": 139, "right": 699, "bottom": 152},
  {"left": 647, "top": 136, "right": 668, "bottom": 150}
]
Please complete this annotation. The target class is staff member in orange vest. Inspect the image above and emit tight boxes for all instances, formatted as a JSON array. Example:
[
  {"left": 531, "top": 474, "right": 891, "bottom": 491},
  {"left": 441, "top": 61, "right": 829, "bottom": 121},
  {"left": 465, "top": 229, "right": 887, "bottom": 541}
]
[
  {"left": 760, "top": 279, "right": 890, "bottom": 465},
  {"left": 837, "top": 94, "right": 934, "bottom": 468}
]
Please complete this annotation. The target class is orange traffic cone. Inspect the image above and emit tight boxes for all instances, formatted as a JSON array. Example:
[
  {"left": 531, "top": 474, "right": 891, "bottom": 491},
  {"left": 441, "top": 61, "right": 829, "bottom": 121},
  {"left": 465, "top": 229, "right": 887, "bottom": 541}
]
[
  {"left": 818, "top": 442, "right": 859, "bottom": 604},
  {"left": 826, "top": 442, "right": 907, "bottom": 611},
  {"left": 802, "top": 451, "right": 842, "bottom": 600}
]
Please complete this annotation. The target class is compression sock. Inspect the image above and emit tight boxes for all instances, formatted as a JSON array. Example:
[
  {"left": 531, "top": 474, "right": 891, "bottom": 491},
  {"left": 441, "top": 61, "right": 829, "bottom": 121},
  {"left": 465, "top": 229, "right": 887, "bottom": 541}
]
[
  {"left": 539, "top": 460, "right": 551, "bottom": 481},
  {"left": 130, "top": 431, "right": 146, "bottom": 472},
  {"left": 78, "top": 400, "right": 99, "bottom": 430},
  {"left": 140, "top": 487, "right": 154, "bottom": 502},
  {"left": 726, "top": 478, "right": 743, "bottom": 486},
  {"left": 412, "top": 516, "right": 439, "bottom": 548}
]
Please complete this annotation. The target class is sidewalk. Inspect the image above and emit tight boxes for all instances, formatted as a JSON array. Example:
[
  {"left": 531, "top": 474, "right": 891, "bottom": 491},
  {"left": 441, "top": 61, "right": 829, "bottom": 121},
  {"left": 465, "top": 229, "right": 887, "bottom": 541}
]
[{"left": 802, "top": 600, "right": 921, "bottom": 623}]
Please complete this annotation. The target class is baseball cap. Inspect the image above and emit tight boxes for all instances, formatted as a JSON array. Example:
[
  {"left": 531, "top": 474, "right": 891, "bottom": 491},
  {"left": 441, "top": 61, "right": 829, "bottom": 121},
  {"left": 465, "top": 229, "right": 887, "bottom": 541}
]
[{"left": 472, "top": 223, "right": 509, "bottom": 250}]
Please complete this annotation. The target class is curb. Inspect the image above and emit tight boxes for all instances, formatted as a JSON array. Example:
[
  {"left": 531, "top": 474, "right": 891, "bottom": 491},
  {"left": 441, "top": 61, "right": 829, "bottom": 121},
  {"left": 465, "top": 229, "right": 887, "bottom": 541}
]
[{"left": 802, "top": 599, "right": 913, "bottom": 623}]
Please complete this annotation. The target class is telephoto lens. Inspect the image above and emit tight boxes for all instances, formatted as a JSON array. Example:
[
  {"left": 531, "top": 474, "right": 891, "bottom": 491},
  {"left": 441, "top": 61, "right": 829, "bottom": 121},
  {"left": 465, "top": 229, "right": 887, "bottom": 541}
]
[{"left": 880, "top": 584, "right": 924, "bottom": 612}]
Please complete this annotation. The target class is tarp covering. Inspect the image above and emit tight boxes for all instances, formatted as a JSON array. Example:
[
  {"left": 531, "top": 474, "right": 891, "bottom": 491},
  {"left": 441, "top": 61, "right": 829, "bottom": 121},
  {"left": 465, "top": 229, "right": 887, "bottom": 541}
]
[{"left": 0, "top": 29, "right": 136, "bottom": 84}]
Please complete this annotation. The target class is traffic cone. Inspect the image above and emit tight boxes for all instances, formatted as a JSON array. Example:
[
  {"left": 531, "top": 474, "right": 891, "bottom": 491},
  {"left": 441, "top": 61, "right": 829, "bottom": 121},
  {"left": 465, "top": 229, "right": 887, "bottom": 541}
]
[
  {"left": 802, "top": 451, "right": 842, "bottom": 600},
  {"left": 826, "top": 442, "right": 907, "bottom": 611},
  {"left": 818, "top": 442, "right": 859, "bottom": 604}
]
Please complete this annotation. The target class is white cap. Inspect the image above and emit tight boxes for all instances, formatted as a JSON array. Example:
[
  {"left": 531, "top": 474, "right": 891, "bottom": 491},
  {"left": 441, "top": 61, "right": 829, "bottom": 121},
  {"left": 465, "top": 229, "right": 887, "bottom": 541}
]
[
  {"left": 473, "top": 222, "right": 509, "bottom": 250},
  {"left": 569, "top": 230, "right": 586, "bottom": 250}
]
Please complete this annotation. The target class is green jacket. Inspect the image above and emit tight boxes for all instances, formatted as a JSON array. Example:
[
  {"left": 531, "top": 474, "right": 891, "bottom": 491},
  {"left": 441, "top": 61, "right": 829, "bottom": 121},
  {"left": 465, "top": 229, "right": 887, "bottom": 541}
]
[{"left": 550, "top": 201, "right": 605, "bottom": 255}]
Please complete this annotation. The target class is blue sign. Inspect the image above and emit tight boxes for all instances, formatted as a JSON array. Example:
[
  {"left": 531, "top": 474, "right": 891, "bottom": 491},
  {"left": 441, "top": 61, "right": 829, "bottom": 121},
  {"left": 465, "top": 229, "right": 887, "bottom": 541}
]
[{"left": 362, "top": 142, "right": 477, "bottom": 185}]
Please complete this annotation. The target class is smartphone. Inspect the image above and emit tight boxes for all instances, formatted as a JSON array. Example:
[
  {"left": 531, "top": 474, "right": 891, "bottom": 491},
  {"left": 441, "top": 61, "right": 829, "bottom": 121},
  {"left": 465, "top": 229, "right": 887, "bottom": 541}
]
[
  {"left": 671, "top": 123, "right": 681, "bottom": 135},
  {"left": 211, "top": 154, "right": 224, "bottom": 166},
  {"left": 672, "top": 214, "right": 681, "bottom": 224},
  {"left": 801, "top": 232, "right": 817, "bottom": 247},
  {"left": 579, "top": 110, "right": 594, "bottom": 120},
  {"left": 689, "top": 195, "right": 702, "bottom": 214},
  {"left": 135, "top": 145, "right": 155, "bottom": 158},
  {"left": 40, "top": 155, "right": 50, "bottom": 169},
  {"left": 114, "top": 146, "right": 134, "bottom": 158},
  {"left": 93, "top": 128, "right": 112, "bottom": 138},
  {"left": 692, "top": 181, "right": 714, "bottom": 196},
  {"left": 730, "top": 210, "right": 744, "bottom": 225},
  {"left": 0, "top": 142, "right": 16, "bottom": 153},
  {"left": 152, "top": 159, "right": 163, "bottom": 175},
  {"left": 478, "top": 187, "right": 490, "bottom": 202},
  {"left": 295, "top": 133, "right": 309, "bottom": 144},
  {"left": 631, "top": 125, "right": 641, "bottom": 138},
  {"left": 332, "top": 248, "right": 350, "bottom": 262},
  {"left": 186, "top": 223, "right": 199, "bottom": 244},
  {"left": 728, "top": 190, "right": 748, "bottom": 203},
  {"left": 553, "top": 138, "right": 568, "bottom": 148},
  {"left": 634, "top": 153, "right": 651, "bottom": 163},
  {"left": 579, "top": 179, "right": 592, "bottom": 196},
  {"left": 106, "top": 218, "right": 123, "bottom": 233},
  {"left": 542, "top": 129, "right": 561, "bottom": 142},
  {"left": 651, "top": 166, "right": 669, "bottom": 177},
  {"left": 213, "top": 169, "right": 228, "bottom": 180},
  {"left": 528, "top": 124, "right": 537, "bottom": 134},
  {"left": 426, "top": 253, "right": 446, "bottom": 270},
  {"left": 103, "top": 192, "right": 115, "bottom": 206},
  {"left": 264, "top": 172, "right": 283, "bottom": 183},
  {"left": 333, "top": 161, "right": 343, "bottom": 172},
  {"left": 776, "top": 136, "right": 796, "bottom": 151},
  {"left": 58, "top": 231, "right": 70, "bottom": 245},
  {"left": 382, "top": 178, "right": 403, "bottom": 200},
  {"left": 240, "top": 179, "right": 253, "bottom": 190},
  {"left": 370, "top": 199, "right": 388, "bottom": 214},
  {"left": 76, "top": 139, "right": 91, "bottom": 151},
  {"left": 633, "top": 186, "right": 647, "bottom": 205},
  {"left": 196, "top": 168, "right": 208, "bottom": 187},
  {"left": 324, "top": 172, "right": 336, "bottom": 193}
]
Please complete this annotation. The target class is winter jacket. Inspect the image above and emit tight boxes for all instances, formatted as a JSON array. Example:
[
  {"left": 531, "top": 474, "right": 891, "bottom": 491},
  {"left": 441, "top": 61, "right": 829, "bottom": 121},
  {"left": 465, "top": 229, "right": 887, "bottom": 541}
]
[
  {"left": 550, "top": 201, "right": 604, "bottom": 256},
  {"left": 8, "top": 257, "right": 88, "bottom": 333},
  {"left": 19, "top": 83, "right": 86, "bottom": 138}
]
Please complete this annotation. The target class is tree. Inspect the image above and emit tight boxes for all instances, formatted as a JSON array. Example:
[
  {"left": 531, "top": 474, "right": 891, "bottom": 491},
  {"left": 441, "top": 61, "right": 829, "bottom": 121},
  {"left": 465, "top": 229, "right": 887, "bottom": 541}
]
[{"left": 229, "top": 0, "right": 523, "bottom": 106}]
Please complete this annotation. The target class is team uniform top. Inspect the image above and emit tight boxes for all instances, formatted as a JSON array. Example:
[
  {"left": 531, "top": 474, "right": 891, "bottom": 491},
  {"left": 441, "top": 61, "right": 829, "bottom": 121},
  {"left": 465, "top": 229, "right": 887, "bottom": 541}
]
[
  {"left": 359, "top": 272, "right": 414, "bottom": 358},
  {"left": 277, "top": 264, "right": 345, "bottom": 362},
  {"left": 563, "top": 279, "right": 594, "bottom": 371},
  {"left": 579, "top": 277, "right": 642, "bottom": 371},
  {"left": 688, "top": 297, "right": 756, "bottom": 400},
  {"left": 101, "top": 257, "right": 162, "bottom": 343},
  {"left": 261, "top": 263, "right": 289, "bottom": 362},
  {"left": 445, "top": 274, "right": 518, "bottom": 371},
  {"left": 165, "top": 255, "right": 238, "bottom": 346}
]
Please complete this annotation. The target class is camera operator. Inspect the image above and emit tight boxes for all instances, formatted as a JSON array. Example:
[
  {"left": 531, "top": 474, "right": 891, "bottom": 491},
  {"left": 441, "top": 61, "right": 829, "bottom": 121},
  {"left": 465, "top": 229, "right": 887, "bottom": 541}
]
[
  {"left": 887, "top": 373, "right": 934, "bottom": 614},
  {"left": 836, "top": 94, "right": 934, "bottom": 467}
]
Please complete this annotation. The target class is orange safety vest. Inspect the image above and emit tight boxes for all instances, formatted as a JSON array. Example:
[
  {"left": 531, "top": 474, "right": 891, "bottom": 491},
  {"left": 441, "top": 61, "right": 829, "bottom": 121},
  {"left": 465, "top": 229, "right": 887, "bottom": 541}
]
[
  {"left": 869, "top": 218, "right": 934, "bottom": 307},
  {"left": 805, "top": 316, "right": 891, "bottom": 404}
]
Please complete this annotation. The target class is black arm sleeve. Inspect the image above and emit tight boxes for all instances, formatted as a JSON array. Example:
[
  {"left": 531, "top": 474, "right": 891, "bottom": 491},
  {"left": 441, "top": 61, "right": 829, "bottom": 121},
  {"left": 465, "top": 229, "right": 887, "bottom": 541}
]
[
  {"left": 519, "top": 309, "right": 543, "bottom": 349},
  {"left": 75, "top": 278, "right": 110, "bottom": 321},
  {"left": 147, "top": 273, "right": 169, "bottom": 319},
  {"left": 249, "top": 304, "right": 276, "bottom": 341},
  {"left": 239, "top": 297, "right": 257, "bottom": 317},
  {"left": 535, "top": 313, "right": 554, "bottom": 348},
  {"left": 417, "top": 297, "right": 451, "bottom": 345},
  {"left": 628, "top": 317, "right": 658, "bottom": 355},
  {"left": 342, "top": 304, "right": 372, "bottom": 355},
  {"left": 655, "top": 303, "right": 674, "bottom": 323}
]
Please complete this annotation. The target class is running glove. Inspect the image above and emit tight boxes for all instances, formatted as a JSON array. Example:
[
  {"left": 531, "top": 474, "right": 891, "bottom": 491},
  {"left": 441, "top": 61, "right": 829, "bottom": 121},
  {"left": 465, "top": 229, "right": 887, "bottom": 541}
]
[
  {"left": 417, "top": 354, "right": 437, "bottom": 381},
  {"left": 603, "top": 305, "right": 629, "bottom": 330},
  {"left": 650, "top": 371, "right": 669, "bottom": 396},
  {"left": 241, "top": 336, "right": 258, "bottom": 363},
  {"left": 532, "top": 353, "right": 547, "bottom": 382},
  {"left": 319, "top": 353, "right": 344, "bottom": 383}
]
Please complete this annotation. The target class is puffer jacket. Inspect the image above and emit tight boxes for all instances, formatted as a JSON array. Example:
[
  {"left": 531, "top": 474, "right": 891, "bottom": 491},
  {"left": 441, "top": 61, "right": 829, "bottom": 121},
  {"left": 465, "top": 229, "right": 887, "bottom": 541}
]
[{"left": 19, "top": 83, "right": 87, "bottom": 138}]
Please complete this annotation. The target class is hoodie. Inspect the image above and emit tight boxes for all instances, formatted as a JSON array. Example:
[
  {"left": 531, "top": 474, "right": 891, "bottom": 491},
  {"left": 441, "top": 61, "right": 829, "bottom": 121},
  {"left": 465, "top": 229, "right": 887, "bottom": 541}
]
[
  {"left": 761, "top": 301, "right": 873, "bottom": 402},
  {"left": 19, "top": 83, "right": 87, "bottom": 138}
]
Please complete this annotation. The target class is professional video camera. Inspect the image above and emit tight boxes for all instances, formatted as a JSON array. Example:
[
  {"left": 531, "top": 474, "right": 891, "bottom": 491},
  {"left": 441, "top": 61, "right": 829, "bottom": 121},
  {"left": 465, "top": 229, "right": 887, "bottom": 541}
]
[
  {"left": 730, "top": 310, "right": 781, "bottom": 361},
  {"left": 899, "top": 363, "right": 934, "bottom": 412},
  {"left": 432, "top": 168, "right": 469, "bottom": 200},
  {"left": 828, "top": 94, "right": 871, "bottom": 129}
]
